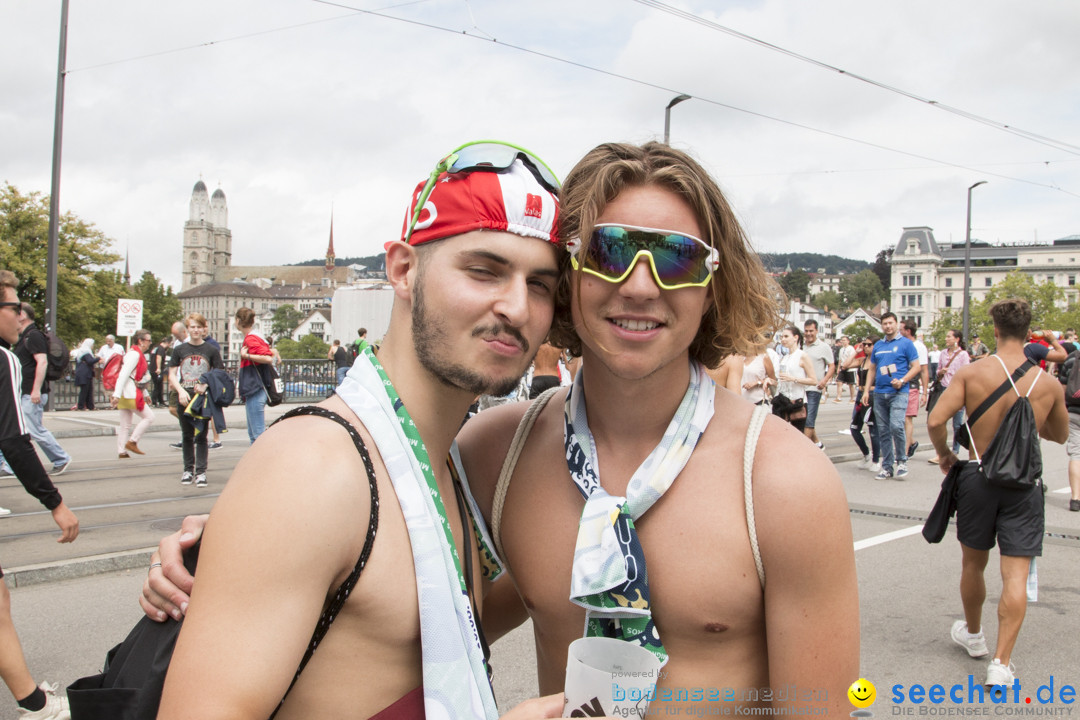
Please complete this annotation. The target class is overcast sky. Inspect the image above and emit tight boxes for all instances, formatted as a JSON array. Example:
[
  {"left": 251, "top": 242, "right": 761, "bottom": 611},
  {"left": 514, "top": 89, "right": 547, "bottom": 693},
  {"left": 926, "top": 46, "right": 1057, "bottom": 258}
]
[{"left": 3, "top": 0, "right": 1079, "bottom": 292}]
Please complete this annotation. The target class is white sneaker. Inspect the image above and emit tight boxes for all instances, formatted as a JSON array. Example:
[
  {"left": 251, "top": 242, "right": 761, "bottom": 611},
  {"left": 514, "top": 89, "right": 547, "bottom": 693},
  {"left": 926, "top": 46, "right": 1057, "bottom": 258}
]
[
  {"left": 896, "top": 463, "right": 909, "bottom": 479},
  {"left": 16, "top": 682, "right": 69, "bottom": 719},
  {"left": 868, "top": 462, "right": 882, "bottom": 474},
  {"left": 951, "top": 620, "right": 989, "bottom": 658},
  {"left": 859, "top": 456, "right": 872, "bottom": 469},
  {"left": 0, "top": 506, "right": 11, "bottom": 516},
  {"left": 195, "top": 473, "right": 207, "bottom": 488},
  {"left": 985, "top": 658, "right": 1016, "bottom": 687}
]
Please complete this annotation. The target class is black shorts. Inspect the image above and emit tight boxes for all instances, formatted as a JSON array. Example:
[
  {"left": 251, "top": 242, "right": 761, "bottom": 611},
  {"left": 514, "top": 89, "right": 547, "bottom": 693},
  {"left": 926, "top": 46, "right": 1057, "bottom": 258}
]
[
  {"left": 955, "top": 462, "right": 1045, "bottom": 556},
  {"left": 529, "top": 375, "right": 560, "bottom": 400}
]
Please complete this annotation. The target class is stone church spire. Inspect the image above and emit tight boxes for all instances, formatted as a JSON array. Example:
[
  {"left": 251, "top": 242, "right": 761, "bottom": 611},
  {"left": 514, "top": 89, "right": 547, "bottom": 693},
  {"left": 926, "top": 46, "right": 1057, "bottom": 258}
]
[{"left": 324, "top": 209, "right": 336, "bottom": 272}]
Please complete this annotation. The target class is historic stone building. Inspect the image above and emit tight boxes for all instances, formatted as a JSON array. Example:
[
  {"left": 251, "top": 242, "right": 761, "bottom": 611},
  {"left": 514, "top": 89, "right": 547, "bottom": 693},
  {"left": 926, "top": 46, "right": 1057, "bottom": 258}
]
[
  {"left": 888, "top": 226, "right": 1080, "bottom": 330},
  {"left": 177, "top": 180, "right": 372, "bottom": 358}
]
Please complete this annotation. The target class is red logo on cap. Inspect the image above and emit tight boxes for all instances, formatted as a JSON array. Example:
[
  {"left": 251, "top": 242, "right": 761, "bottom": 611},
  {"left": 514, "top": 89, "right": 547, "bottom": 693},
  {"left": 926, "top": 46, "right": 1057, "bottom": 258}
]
[{"left": 524, "top": 193, "right": 543, "bottom": 219}]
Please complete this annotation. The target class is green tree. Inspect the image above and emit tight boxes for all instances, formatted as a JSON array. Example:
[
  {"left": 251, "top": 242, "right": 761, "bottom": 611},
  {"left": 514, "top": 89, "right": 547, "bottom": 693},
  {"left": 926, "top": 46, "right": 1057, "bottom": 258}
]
[
  {"left": 872, "top": 247, "right": 892, "bottom": 294},
  {"left": 0, "top": 183, "right": 121, "bottom": 345},
  {"left": 839, "top": 269, "right": 886, "bottom": 310},
  {"left": 271, "top": 304, "right": 305, "bottom": 339},
  {"left": 274, "top": 334, "right": 329, "bottom": 359},
  {"left": 926, "top": 309, "right": 964, "bottom": 349},
  {"left": 131, "top": 271, "right": 183, "bottom": 342},
  {"left": 839, "top": 319, "right": 880, "bottom": 343},
  {"left": 779, "top": 268, "right": 810, "bottom": 302},
  {"left": 978, "top": 272, "right": 1063, "bottom": 351},
  {"left": 811, "top": 290, "right": 845, "bottom": 313}
]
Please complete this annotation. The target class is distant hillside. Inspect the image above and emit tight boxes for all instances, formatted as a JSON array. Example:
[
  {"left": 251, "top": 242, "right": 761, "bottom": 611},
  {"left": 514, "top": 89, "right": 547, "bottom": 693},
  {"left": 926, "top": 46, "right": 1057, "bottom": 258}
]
[
  {"left": 291, "top": 254, "right": 385, "bottom": 271},
  {"left": 292, "top": 251, "right": 867, "bottom": 277},
  {"left": 759, "top": 253, "right": 871, "bottom": 275}
]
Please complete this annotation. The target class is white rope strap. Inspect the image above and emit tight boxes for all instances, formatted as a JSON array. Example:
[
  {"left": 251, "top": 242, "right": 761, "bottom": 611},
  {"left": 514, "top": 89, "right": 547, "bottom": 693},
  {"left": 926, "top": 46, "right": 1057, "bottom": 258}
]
[
  {"left": 744, "top": 403, "right": 770, "bottom": 589},
  {"left": 491, "top": 387, "right": 560, "bottom": 560}
]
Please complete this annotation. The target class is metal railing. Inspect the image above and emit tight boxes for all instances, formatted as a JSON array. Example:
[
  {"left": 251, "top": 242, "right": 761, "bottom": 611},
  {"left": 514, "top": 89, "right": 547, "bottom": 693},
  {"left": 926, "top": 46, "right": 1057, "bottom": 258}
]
[{"left": 47, "top": 358, "right": 337, "bottom": 410}]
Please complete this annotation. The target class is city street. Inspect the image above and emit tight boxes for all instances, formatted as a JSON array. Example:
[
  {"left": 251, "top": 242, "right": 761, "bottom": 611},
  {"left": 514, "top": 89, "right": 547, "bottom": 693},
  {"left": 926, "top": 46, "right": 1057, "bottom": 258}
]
[{"left": 1, "top": 398, "right": 1078, "bottom": 717}]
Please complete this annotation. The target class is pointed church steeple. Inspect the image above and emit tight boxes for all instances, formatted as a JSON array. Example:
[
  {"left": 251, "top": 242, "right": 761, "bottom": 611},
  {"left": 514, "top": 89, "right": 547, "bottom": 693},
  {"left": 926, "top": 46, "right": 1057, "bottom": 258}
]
[
  {"left": 324, "top": 209, "right": 336, "bottom": 272},
  {"left": 123, "top": 246, "right": 131, "bottom": 286}
]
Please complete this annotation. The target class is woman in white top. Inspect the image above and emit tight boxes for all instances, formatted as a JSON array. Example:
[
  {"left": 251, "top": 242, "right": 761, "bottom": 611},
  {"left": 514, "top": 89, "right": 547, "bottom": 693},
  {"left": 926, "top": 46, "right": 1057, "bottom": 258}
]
[
  {"left": 775, "top": 326, "right": 818, "bottom": 431},
  {"left": 111, "top": 329, "right": 155, "bottom": 458},
  {"left": 740, "top": 352, "right": 776, "bottom": 404}
]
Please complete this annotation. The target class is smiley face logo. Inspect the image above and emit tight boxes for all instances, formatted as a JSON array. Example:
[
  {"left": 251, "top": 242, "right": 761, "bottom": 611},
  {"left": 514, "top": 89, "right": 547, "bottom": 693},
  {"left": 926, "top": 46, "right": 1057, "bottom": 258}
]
[{"left": 848, "top": 678, "right": 876, "bottom": 709}]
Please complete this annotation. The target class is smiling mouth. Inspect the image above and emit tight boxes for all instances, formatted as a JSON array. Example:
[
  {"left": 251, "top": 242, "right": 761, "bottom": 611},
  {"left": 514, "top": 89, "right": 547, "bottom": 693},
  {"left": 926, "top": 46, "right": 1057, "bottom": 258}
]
[{"left": 611, "top": 318, "right": 660, "bottom": 332}]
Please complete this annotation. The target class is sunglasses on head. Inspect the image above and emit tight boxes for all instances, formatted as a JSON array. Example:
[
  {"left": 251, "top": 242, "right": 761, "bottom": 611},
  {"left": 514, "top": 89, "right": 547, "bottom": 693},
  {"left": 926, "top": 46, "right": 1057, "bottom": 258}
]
[
  {"left": 566, "top": 224, "right": 720, "bottom": 290},
  {"left": 403, "top": 140, "right": 560, "bottom": 243}
]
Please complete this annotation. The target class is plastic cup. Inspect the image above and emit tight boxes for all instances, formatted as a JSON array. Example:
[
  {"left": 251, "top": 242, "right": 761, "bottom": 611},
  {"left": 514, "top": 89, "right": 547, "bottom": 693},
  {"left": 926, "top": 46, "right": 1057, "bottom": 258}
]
[{"left": 562, "top": 636, "right": 663, "bottom": 718}]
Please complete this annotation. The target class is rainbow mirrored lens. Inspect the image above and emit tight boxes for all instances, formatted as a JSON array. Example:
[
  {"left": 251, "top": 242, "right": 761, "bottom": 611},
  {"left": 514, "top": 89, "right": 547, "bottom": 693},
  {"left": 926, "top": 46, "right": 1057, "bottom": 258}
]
[{"left": 573, "top": 224, "right": 717, "bottom": 289}]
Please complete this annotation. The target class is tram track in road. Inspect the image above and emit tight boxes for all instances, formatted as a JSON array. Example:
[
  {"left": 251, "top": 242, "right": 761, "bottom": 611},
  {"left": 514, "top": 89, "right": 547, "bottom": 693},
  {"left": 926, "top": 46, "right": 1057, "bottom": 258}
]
[
  {"left": 848, "top": 503, "right": 1080, "bottom": 548},
  {"left": 0, "top": 492, "right": 222, "bottom": 542}
]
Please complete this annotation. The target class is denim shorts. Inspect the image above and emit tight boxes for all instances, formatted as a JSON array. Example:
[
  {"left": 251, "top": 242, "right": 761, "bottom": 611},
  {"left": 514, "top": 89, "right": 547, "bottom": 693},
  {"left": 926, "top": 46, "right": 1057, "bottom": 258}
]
[{"left": 804, "top": 390, "right": 822, "bottom": 429}]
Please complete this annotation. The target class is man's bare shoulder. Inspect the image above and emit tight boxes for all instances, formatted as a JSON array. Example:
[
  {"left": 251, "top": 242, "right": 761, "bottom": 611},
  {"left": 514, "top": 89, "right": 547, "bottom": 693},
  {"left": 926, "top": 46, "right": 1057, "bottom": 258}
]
[
  {"left": 215, "top": 396, "right": 380, "bottom": 564},
  {"left": 457, "top": 392, "right": 566, "bottom": 520},
  {"left": 748, "top": 414, "right": 850, "bottom": 550}
]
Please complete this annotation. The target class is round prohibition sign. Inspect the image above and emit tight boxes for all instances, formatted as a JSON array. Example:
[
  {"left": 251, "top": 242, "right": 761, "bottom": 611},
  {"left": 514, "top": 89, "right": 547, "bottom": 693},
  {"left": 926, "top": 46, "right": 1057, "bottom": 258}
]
[{"left": 119, "top": 301, "right": 142, "bottom": 314}]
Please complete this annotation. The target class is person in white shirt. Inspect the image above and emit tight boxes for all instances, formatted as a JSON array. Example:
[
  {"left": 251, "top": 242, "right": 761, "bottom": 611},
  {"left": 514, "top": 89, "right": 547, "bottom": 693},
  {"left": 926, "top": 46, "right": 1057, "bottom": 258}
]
[{"left": 96, "top": 334, "right": 125, "bottom": 365}]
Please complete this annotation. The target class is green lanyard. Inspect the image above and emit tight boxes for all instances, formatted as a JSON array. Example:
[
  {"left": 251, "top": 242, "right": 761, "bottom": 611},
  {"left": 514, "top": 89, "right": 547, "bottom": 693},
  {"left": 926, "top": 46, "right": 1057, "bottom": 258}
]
[{"left": 365, "top": 348, "right": 468, "bottom": 593}]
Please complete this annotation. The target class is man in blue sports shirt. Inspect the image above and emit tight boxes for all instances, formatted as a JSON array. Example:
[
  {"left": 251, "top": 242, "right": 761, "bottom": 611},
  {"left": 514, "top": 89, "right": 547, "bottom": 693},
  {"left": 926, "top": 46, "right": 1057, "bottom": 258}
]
[{"left": 861, "top": 312, "right": 921, "bottom": 479}]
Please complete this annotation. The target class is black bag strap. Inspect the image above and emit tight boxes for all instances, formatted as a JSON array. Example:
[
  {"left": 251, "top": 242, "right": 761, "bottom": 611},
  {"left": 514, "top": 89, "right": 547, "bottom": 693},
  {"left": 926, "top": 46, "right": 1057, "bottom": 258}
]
[
  {"left": 268, "top": 405, "right": 380, "bottom": 720},
  {"left": 965, "top": 358, "right": 1035, "bottom": 431}
]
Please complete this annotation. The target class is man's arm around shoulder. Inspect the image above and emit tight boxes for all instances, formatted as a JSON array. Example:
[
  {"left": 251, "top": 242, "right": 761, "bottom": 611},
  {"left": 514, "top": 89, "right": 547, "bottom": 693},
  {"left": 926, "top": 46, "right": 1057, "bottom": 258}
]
[
  {"left": 159, "top": 415, "right": 373, "bottom": 719},
  {"left": 751, "top": 418, "right": 859, "bottom": 714}
]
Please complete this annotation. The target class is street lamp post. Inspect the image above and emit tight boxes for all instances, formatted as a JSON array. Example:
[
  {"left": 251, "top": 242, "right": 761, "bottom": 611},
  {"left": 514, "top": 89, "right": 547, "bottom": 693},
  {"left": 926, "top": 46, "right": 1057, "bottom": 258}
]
[
  {"left": 962, "top": 181, "right": 988, "bottom": 343},
  {"left": 663, "top": 94, "right": 691, "bottom": 145}
]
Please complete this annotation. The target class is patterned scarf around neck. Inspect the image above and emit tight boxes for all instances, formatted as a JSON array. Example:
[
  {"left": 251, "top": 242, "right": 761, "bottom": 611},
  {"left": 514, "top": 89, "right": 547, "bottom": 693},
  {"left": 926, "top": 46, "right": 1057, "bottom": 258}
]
[{"left": 564, "top": 360, "right": 715, "bottom": 665}]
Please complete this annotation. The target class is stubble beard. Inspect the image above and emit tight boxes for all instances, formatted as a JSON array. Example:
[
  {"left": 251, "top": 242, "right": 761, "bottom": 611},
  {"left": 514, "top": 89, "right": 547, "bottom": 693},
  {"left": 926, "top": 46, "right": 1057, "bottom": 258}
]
[{"left": 411, "top": 277, "right": 525, "bottom": 397}]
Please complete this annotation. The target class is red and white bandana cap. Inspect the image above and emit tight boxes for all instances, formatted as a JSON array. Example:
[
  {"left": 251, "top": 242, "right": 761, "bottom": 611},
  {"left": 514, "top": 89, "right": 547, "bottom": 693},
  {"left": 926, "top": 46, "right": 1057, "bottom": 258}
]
[{"left": 396, "top": 158, "right": 560, "bottom": 247}]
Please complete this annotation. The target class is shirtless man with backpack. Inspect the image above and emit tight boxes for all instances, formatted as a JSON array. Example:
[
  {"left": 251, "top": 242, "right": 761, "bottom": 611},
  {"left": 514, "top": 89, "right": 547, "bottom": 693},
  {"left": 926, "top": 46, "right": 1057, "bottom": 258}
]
[{"left": 927, "top": 297, "right": 1068, "bottom": 687}]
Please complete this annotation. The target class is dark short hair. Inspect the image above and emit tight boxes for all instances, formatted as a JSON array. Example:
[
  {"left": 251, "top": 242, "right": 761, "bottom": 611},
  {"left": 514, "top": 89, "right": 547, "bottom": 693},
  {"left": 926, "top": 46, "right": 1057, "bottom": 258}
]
[
  {"left": 358, "top": 328, "right": 367, "bottom": 337},
  {"left": 989, "top": 298, "right": 1031, "bottom": 341},
  {"left": 901, "top": 319, "right": 918, "bottom": 336},
  {"left": 881, "top": 311, "right": 897, "bottom": 323},
  {"left": 804, "top": 319, "right": 818, "bottom": 331}
]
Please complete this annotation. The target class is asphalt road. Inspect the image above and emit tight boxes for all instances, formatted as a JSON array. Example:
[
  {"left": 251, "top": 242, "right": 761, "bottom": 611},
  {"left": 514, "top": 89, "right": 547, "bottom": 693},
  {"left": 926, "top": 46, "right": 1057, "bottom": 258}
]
[{"left": 1, "top": 399, "right": 1078, "bottom": 718}]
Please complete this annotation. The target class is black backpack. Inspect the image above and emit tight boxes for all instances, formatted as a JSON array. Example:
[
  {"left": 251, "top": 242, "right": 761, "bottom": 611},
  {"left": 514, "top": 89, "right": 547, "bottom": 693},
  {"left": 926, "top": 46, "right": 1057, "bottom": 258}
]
[
  {"left": 259, "top": 362, "right": 285, "bottom": 406},
  {"left": 1063, "top": 350, "right": 1080, "bottom": 408},
  {"left": 44, "top": 330, "right": 70, "bottom": 382},
  {"left": 971, "top": 358, "right": 1043, "bottom": 490}
]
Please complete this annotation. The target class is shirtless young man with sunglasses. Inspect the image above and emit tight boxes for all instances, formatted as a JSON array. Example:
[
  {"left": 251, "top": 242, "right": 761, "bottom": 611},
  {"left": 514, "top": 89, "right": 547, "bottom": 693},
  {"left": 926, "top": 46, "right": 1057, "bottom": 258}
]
[
  {"left": 149, "top": 141, "right": 572, "bottom": 720},
  {"left": 146, "top": 142, "right": 858, "bottom": 715}
]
